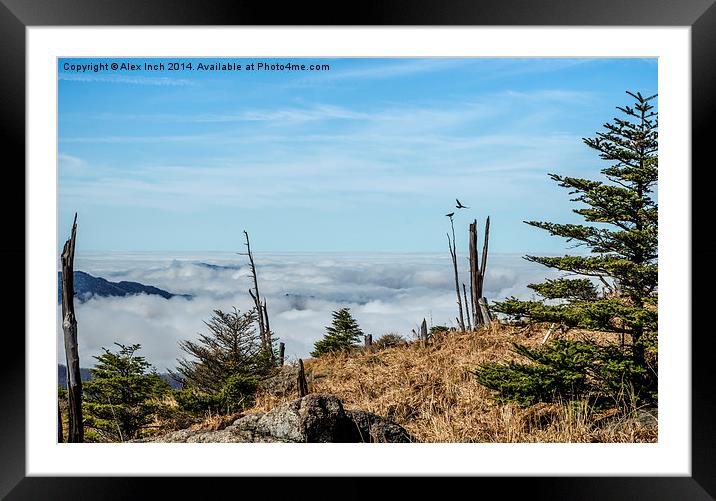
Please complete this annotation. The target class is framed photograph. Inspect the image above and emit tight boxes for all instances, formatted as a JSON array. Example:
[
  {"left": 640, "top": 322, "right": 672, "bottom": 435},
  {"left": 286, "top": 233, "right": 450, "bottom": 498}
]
[{"left": 4, "top": 0, "right": 712, "bottom": 498}]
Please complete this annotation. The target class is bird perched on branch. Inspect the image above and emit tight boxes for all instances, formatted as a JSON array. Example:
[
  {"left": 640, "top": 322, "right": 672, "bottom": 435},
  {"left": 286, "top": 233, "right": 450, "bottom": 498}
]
[
  {"left": 445, "top": 212, "right": 455, "bottom": 218},
  {"left": 456, "top": 199, "right": 469, "bottom": 209}
]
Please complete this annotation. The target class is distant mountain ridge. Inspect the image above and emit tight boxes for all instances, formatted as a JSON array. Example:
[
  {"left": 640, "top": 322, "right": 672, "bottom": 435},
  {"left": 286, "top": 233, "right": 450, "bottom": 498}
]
[
  {"left": 58, "top": 270, "right": 191, "bottom": 303},
  {"left": 58, "top": 364, "right": 182, "bottom": 390},
  {"left": 194, "top": 261, "right": 242, "bottom": 271}
]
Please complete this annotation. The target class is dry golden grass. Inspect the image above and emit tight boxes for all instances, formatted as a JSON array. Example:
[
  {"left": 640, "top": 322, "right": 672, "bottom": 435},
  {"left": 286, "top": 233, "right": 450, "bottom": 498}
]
[{"left": 249, "top": 322, "right": 657, "bottom": 443}]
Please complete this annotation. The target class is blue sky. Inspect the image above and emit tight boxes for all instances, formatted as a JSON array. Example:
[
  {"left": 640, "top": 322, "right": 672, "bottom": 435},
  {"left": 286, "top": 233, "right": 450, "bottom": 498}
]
[{"left": 58, "top": 58, "right": 657, "bottom": 253}]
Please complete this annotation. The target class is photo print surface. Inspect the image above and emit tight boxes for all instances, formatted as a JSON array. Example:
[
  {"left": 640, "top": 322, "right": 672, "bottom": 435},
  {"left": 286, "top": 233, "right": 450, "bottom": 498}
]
[{"left": 57, "top": 57, "right": 658, "bottom": 444}]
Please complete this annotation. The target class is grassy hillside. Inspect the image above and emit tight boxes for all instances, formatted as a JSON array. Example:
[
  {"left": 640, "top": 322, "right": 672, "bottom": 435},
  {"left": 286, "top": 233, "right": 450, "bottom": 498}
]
[
  {"left": 248, "top": 323, "right": 657, "bottom": 443},
  {"left": 70, "top": 322, "right": 656, "bottom": 442}
]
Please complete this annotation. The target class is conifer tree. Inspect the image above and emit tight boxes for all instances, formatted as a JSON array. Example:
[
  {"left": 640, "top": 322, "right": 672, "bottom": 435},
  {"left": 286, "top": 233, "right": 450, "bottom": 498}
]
[
  {"left": 311, "top": 308, "right": 364, "bottom": 357},
  {"left": 83, "top": 343, "right": 169, "bottom": 441},
  {"left": 478, "top": 92, "right": 658, "bottom": 408},
  {"left": 171, "top": 307, "right": 272, "bottom": 393},
  {"left": 494, "top": 91, "right": 657, "bottom": 364}
]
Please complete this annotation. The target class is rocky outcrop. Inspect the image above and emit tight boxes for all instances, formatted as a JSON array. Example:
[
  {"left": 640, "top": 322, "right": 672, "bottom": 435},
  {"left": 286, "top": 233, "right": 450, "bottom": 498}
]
[
  {"left": 345, "top": 410, "right": 413, "bottom": 443},
  {"left": 133, "top": 394, "right": 415, "bottom": 443}
]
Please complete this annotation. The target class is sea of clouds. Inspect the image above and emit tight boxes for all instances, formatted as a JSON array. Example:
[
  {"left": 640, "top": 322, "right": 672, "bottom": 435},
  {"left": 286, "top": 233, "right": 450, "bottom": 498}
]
[{"left": 57, "top": 252, "right": 562, "bottom": 373}]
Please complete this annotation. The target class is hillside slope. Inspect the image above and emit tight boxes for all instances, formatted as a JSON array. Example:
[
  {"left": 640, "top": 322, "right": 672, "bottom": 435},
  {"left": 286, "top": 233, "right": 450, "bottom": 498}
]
[{"left": 250, "top": 324, "right": 657, "bottom": 443}]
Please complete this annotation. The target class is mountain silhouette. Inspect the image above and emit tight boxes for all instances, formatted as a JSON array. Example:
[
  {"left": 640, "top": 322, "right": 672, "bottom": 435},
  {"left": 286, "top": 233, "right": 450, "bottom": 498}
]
[
  {"left": 57, "top": 364, "right": 182, "bottom": 390},
  {"left": 58, "top": 270, "right": 191, "bottom": 303}
]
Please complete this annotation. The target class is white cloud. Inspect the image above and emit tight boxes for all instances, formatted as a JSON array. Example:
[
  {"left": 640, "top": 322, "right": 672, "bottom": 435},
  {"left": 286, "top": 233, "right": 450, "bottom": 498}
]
[
  {"left": 58, "top": 252, "right": 561, "bottom": 372},
  {"left": 59, "top": 153, "right": 86, "bottom": 169},
  {"left": 80, "top": 105, "right": 369, "bottom": 125},
  {"left": 58, "top": 73, "right": 195, "bottom": 86},
  {"left": 298, "top": 59, "right": 469, "bottom": 83}
]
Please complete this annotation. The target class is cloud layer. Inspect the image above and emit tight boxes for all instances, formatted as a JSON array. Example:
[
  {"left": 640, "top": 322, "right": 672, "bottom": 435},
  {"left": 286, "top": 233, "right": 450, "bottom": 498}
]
[{"left": 57, "top": 252, "right": 561, "bottom": 373}]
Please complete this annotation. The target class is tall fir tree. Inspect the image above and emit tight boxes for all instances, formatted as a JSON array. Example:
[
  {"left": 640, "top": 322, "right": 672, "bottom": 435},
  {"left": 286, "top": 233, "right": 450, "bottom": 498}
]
[
  {"left": 480, "top": 91, "right": 658, "bottom": 408},
  {"left": 311, "top": 308, "right": 364, "bottom": 357},
  {"left": 495, "top": 91, "right": 657, "bottom": 360}
]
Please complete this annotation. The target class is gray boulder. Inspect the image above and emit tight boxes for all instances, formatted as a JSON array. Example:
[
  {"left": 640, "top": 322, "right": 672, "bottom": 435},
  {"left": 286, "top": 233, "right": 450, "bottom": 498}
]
[
  {"left": 345, "top": 410, "right": 413, "bottom": 443},
  {"left": 239, "top": 393, "right": 362, "bottom": 442},
  {"left": 133, "top": 394, "right": 415, "bottom": 443}
]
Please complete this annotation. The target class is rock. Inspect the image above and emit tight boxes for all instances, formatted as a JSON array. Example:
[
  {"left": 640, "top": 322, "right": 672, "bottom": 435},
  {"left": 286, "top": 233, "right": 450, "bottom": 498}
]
[
  {"left": 231, "top": 413, "right": 263, "bottom": 430},
  {"left": 611, "top": 408, "right": 658, "bottom": 432},
  {"left": 254, "top": 399, "right": 305, "bottom": 441},
  {"left": 250, "top": 393, "right": 356, "bottom": 442},
  {"left": 132, "top": 428, "right": 242, "bottom": 443},
  {"left": 132, "top": 394, "right": 415, "bottom": 443},
  {"left": 591, "top": 406, "right": 658, "bottom": 433},
  {"left": 242, "top": 394, "right": 415, "bottom": 442},
  {"left": 296, "top": 394, "right": 354, "bottom": 442},
  {"left": 635, "top": 408, "right": 658, "bottom": 428},
  {"left": 345, "top": 410, "right": 414, "bottom": 443}
]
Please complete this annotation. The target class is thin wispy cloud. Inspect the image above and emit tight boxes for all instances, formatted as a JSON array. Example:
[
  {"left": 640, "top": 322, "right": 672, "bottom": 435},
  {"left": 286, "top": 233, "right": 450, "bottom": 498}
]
[
  {"left": 299, "top": 58, "right": 470, "bottom": 83},
  {"left": 58, "top": 152, "right": 86, "bottom": 168},
  {"left": 60, "top": 134, "right": 214, "bottom": 144},
  {"left": 58, "top": 73, "right": 196, "bottom": 86},
  {"left": 474, "top": 58, "right": 595, "bottom": 81},
  {"left": 500, "top": 89, "right": 597, "bottom": 104},
  {"left": 59, "top": 89, "right": 579, "bottom": 144},
  {"left": 71, "top": 105, "right": 369, "bottom": 125}
]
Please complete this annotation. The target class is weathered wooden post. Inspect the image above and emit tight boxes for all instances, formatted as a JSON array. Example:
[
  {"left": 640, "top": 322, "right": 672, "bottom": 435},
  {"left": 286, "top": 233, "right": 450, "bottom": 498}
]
[
  {"left": 61, "top": 213, "right": 83, "bottom": 442},
  {"left": 297, "top": 359, "right": 309, "bottom": 397},
  {"left": 278, "top": 342, "right": 285, "bottom": 366},
  {"left": 478, "top": 298, "right": 492, "bottom": 327},
  {"left": 364, "top": 334, "right": 373, "bottom": 350},
  {"left": 420, "top": 318, "right": 428, "bottom": 347}
]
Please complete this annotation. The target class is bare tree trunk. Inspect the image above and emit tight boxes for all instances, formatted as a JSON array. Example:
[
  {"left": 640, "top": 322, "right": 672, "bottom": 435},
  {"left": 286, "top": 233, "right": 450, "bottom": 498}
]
[
  {"left": 297, "top": 359, "right": 309, "bottom": 397},
  {"left": 278, "top": 342, "right": 285, "bottom": 366},
  {"left": 462, "top": 283, "right": 472, "bottom": 331},
  {"left": 447, "top": 218, "right": 465, "bottom": 331},
  {"left": 468, "top": 217, "right": 491, "bottom": 329},
  {"left": 248, "top": 289, "right": 264, "bottom": 345},
  {"left": 262, "top": 298, "right": 272, "bottom": 357},
  {"left": 469, "top": 220, "right": 483, "bottom": 327},
  {"left": 478, "top": 216, "right": 491, "bottom": 300},
  {"left": 61, "top": 213, "right": 83, "bottom": 443},
  {"left": 243, "top": 231, "right": 271, "bottom": 358}
]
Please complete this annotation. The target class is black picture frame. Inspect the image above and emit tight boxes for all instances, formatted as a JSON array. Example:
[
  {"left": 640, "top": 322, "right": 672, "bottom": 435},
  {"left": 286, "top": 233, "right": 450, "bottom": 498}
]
[{"left": 2, "top": 1, "right": 712, "bottom": 498}]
